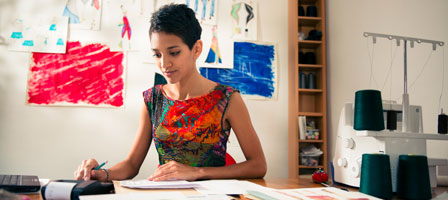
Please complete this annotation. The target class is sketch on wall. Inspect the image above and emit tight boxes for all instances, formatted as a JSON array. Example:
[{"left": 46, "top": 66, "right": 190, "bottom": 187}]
[
  {"left": 103, "top": 0, "right": 151, "bottom": 52},
  {"left": 63, "top": 0, "right": 103, "bottom": 30},
  {"left": 8, "top": 16, "right": 68, "bottom": 53},
  {"left": 156, "top": 0, "right": 217, "bottom": 25},
  {"left": 199, "top": 25, "right": 234, "bottom": 69},
  {"left": 230, "top": 0, "right": 257, "bottom": 41},
  {"left": 200, "top": 41, "right": 278, "bottom": 100},
  {"left": 27, "top": 41, "right": 126, "bottom": 107}
]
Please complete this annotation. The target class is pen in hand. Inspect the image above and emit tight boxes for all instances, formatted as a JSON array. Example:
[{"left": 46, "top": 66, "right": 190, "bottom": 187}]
[{"left": 94, "top": 160, "right": 108, "bottom": 170}]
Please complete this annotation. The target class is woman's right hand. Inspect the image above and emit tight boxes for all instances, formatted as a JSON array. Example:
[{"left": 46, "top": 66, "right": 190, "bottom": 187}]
[{"left": 74, "top": 158, "right": 106, "bottom": 181}]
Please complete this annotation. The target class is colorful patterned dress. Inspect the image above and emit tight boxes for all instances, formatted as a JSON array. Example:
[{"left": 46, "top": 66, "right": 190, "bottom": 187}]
[{"left": 143, "top": 84, "right": 239, "bottom": 167}]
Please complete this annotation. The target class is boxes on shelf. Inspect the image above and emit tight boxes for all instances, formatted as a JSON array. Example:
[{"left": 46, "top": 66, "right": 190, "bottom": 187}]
[
  {"left": 300, "top": 154, "right": 321, "bottom": 166},
  {"left": 299, "top": 144, "right": 323, "bottom": 166}
]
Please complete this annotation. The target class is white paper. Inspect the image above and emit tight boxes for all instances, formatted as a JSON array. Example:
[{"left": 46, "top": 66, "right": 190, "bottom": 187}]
[
  {"left": 8, "top": 16, "right": 68, "bottom": 53},
  {"left": 278, "top": 187, "right": 381, "bottom": 200},
  {"left": 230, "top": 0, "right": 257, "bottom": 41},
  {"left": 193, "top": 180, "right": 271, "bottom": 195},
  {"left": 119, "top": 179, "right": 201, "bottom": 189},
  {"left": 44, "top": 182, "right": 77, "bottom": 200},
  {"left": 80, "top": 192, "right": 186, "bottom": 200}
]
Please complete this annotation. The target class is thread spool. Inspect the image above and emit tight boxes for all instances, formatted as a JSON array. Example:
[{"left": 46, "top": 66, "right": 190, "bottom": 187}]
[
  {"left": 438, "top": 113, "right": 447, "bottom": 134},
  {"left": 354, "top": 90, "right": 385, "bottom": 131},
  {"left": 299, "top": 72, "right": 307, "bottom": 88},
  {"left": 397, "top": 155, "right": 432, "bottom": 200},
  {"left": 298, "top": 5, "right": 305, "bottom": 16},
  {"left": 386, "top": 110, "right": 397, "bottom": 131},
  {"left": 304, "top": 52, "right": 316, "bottom": 64},
  {"left": 306, "top": 5, "right": 317, "bottom": 17},
  {"left": 299, "top": 51, "right": 305, "bottom": 63},
  {"left": 308, "top": 72, "right": 315, "bottom": 89},
  {"left": 360, "top": 154, "right": 393, "bottom": 199}
]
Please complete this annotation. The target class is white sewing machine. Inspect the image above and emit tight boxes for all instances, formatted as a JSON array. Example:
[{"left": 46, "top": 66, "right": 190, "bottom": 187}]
[{"left": 333, "top": 102, "right": 448, "bottom": 192}]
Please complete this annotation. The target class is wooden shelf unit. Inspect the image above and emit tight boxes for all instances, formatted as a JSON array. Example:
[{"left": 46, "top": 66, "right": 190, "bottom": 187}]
[{"left": 288, "top": 0, "right": 327, "bottom": 177}]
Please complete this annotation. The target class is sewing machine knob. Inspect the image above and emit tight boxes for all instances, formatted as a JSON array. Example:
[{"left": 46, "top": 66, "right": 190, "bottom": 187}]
[
  {"left": 350, "top": 162, "right": 361, "bottom": 178},
  {"left": 337, "top": 158, "right": 347, "bottom": 167},
  {"left": 343, "top": 138, "right": 355, "bottom": 149}
]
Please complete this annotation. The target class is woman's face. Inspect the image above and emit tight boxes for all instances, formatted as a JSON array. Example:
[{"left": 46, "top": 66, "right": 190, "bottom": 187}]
[{"left": 150, "top": 32, "right": 201, "bottom": 84}]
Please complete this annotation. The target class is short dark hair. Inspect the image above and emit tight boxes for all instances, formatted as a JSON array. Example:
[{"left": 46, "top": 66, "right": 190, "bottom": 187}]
[{"left": 149, "top": 4, "right": 202, "bottom": 50}]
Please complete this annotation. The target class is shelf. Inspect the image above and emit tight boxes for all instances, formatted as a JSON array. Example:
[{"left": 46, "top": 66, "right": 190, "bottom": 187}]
[
  {"left": 289, "top": 0, "right": 326, "bottom": 179},
  {"left": 299, "top": 165, "right": 324, "bottom": 169},
  {"left": 298, "top": 88, "right": 323, "bottom": 93},
  {"left": 298, "top": 16, "right": 322, "bottom": 26},
  {"left": 298, "top": 64, "right": 323, "bottom": 69},
  {"left": 298, "top": 40, "right": 322, "bottom": 48},
  {"left": 299, "top": 139, "right": 324, "bottom": 143},
  {"left": 298, "top": 112, "right": 323, "bottom": 117},
  {"left": 299, "top": 0, "right": 319, "bottom": 4}
]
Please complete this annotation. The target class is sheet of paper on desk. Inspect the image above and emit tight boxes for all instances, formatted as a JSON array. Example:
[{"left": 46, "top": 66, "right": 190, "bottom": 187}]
[
  {"left": 80, "top": 192, "right": 185, "bottom": 200},
  {"left": 119, "top": 179, "right": 201, "bottom": 189},
  {"left": 277, "top": 187, "right": 381, "bottom": 200},
  {"left": 80, "top": 192, "right": 230, "bottom": 200},
  {"left": 193, "top": 180, "right": 271, "bottom": 195}
]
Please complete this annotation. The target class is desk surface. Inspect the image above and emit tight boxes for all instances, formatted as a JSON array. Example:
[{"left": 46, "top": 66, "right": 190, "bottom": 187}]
[{"left": 25, "top": 176, "right": 448, "bottom": 200}]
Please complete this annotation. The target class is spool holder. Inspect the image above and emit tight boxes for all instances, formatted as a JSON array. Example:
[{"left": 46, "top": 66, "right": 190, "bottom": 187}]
[{"left": 363, "top": 32, "right": 445, "bottom": 132}]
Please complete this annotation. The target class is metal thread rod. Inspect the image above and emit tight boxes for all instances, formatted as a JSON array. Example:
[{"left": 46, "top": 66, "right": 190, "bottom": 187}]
[
  {"left": 364, "top": 32, "right": 444, "bottom": 50},
  {"left": 404, "top": 40, "right": 407, "bottom": 94}
]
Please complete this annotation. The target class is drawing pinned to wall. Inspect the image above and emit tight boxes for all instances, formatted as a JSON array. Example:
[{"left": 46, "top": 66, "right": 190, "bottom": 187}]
[
  {"left": 103, "top": 0, "right": 151, "bottom": 52},
  {"left": 230, "top": 0, "right": 257, "bottom": 41},
  {"left": 199, "top": 25, "right": 234, "bottom": 69},
  {"left": 200, "top": 41, "right": 278, "bottom": 100},
  {"left": 205, "top": 26, "right": 222, "bottom": 64},
  {"left": 156, "top": 0, "right": 217, "bottom": 25},
  {"left": 27, "top": 41, "right": 126, "bottom": 107},
  {"left": 63, "top": 0, "right": 103, "bottom": 30},
  {"left": 8, "top": 16, "right": 68, "bottom": 53}
]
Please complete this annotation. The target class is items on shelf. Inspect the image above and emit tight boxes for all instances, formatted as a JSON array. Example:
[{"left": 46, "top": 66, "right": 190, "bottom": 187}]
[
  {"left": 299, "top": 145, "right": 323, "bottom": 166},
  {"left": 306, "top": 6, "right": 318, "bottom": 17},
  {"left": 298, "top": 6, "right": 305, "bottom": 16},
  {"left": 298, "top": 32, "right": 306, "bottom": 40},
  {"left": 299, "top": 72, "right": 307, "bottom": 88},
  {"left": 299, "top": 116, "right": 320, "bottom": 140},
  {"left": 299, "top": 72, "right": 317, "bottom": 89},
  {"left": 298, "top": 5, "right": 317, "bottom": 17},
  {"left": 306, "top": 30, "right": 322, "bottom": 41},
  {"left": 298, "top": 51, "right": 317, "bottom": 64},
  {"left": 304, "top": 52, "right": 316, "bottom": 64},
  {"left": 308, "top": 72, "right": 315, "bottom": 89}
]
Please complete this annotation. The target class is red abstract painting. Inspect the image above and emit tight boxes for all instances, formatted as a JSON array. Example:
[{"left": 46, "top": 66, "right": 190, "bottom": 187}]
[{"left": 27, "top": 41, "right": 125, "bottom": 107}]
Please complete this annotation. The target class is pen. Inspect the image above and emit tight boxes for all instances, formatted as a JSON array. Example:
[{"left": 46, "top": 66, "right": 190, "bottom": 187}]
[{"left": 94, "top": 161, "right": 108, "bottom": 170}]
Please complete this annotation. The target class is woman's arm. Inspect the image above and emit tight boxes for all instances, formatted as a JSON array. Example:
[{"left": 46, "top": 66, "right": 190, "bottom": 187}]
[
  {"left": 74, "top": 103, "right": 153, "bottom": 181},
  {"left": 148, "top": 92, "right": 266, "bottom": 181},
  {"left": 198, "top": 91, "right": 267, "bottom": 179}
]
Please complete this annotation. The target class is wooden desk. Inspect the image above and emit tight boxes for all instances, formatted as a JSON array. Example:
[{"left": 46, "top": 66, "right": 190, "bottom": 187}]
[{"left": 25, "top": 176, "right": 448, "bottom": 200}]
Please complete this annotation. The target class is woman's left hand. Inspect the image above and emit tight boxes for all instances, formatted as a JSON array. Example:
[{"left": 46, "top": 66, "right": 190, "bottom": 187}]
[{"left": 148, "top": 161, "right": 200, "bottom": 181}]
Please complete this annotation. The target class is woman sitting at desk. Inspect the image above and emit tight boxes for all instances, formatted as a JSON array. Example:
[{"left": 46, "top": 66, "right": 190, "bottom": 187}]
[{"left": 74, "top": 3, "right": 266, "bottom": 182}]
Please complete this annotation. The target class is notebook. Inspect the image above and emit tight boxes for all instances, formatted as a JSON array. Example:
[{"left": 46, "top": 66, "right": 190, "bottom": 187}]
[{"left": 0, "top": 174, "right": 41, "bottom": 193}]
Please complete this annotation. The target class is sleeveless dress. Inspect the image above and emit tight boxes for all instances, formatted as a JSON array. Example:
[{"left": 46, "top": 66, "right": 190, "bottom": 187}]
[{"left": 143, "top": 84, "right": 239, "bottom": 167}]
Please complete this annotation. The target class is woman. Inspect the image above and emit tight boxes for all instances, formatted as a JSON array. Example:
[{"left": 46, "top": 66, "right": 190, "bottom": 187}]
[{"left": 74, "top": 4, "right": 266, "bottom": 182}]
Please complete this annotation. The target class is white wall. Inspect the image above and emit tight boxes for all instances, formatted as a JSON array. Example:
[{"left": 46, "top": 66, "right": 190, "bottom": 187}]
[
  {"left": 0, "top": 0, "right": 289, "bottom": 179},
  {"left": 326, "top": 0, "right": 448, "bottom": 163}
]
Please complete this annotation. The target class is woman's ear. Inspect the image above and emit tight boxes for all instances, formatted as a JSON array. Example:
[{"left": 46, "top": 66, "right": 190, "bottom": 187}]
[{"left": 193, "top": 40, "right": 203, "bottom": 60}]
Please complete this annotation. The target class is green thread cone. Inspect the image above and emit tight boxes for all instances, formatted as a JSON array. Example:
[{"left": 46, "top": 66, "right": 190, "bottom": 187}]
[
  {"left": 354, "top": 90, "right": 385, "bottom": 131},
  {"left": 397, "top": 155, "right": 432, "bottom": 200},
  {"left": 360, "top": 154, "right": 393, "bottom": 199}
]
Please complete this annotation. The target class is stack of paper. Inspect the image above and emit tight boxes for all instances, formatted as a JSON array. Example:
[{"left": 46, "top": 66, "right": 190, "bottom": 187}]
[
  {"left": 120, "top": 180, "right": 201, "bottom": 189},
  {"left": 300, "top": 144, "right": 323, "bottom": 157}
]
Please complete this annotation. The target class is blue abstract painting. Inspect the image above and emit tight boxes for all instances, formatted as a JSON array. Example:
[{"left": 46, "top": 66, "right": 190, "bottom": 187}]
[{"left": 200, "top": 41, "right": 277, "bottom": 99}]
